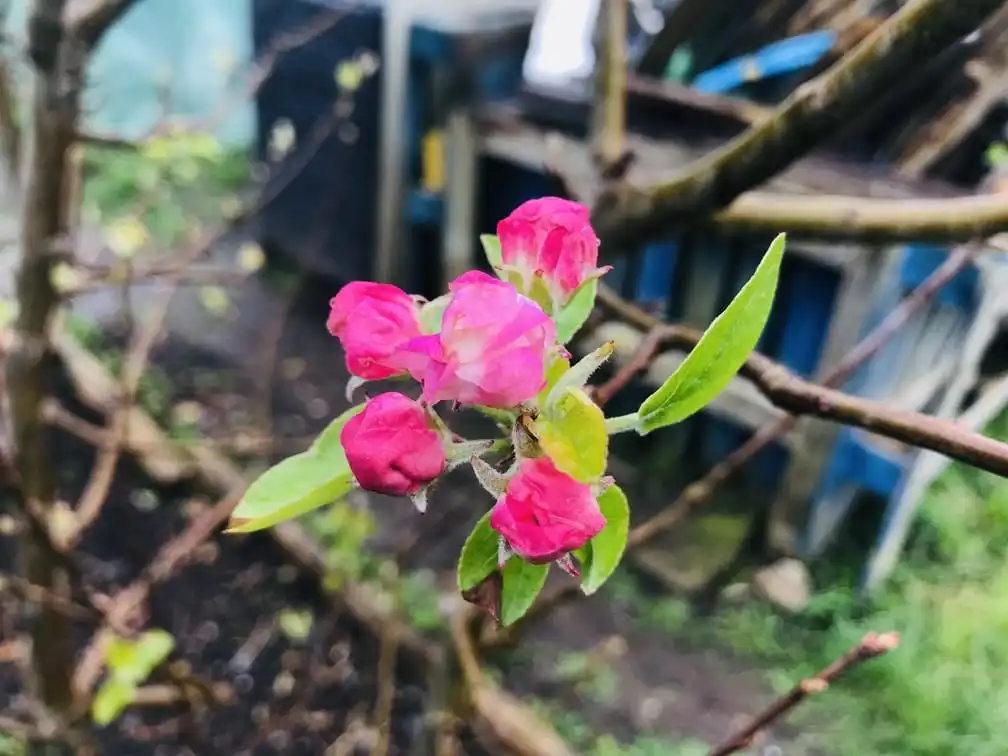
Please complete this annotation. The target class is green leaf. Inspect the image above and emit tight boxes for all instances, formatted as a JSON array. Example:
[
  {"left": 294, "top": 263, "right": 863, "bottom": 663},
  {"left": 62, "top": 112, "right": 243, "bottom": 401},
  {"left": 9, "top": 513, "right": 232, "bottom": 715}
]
[
  {"left": 104, "top": 629, "right": 175, "bottom": 685},
  {"left": 277, "top": 609, "right": 314, "bottom": 642},
  {"left": 638, "top": 233, "right": 785, "bottom": 433},
  {"left": 227, "top": 404, "right": 364, "bottom": 532},
  {"left": 91, "top": 678, "right": 136, "bottom": 727},
  {"left": 500, "top": 557, "right": 549, "bottom": 626},
  {"left": 129, "top": 630, "right": 175, "bottom": 682},
  {"left": 311, "top": 404, "right": 366, "bottom": 457},
  {"left": 554, "top": 278, "right": 597, "bottom": 344},
  {"left": 419, "top": 293, "right": 451, "bottom": 333},
  {"left": 534, "top": 388, "right": 608, "bottom": 482},
  {"left": 579, "top": 485, "right": 629, "bottom": 595},
  {"left": 480, "top": 234, "right": 503, "bottom": 270},
  {"left": 457, "top": 512, "right": 498, "bottom": 591},
  {"left": 537, "top": 353, "right": 571, "bottom": 406}
]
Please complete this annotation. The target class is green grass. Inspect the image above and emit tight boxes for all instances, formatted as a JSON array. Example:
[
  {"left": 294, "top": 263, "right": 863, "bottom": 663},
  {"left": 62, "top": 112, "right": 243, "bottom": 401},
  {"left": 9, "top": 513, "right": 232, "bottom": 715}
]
[
  {"left": 697, "top": 414, "right": 1008, "bottom": 755},
  {"left": 592, "top": 414, "right": 1008, "bottom": 754}
]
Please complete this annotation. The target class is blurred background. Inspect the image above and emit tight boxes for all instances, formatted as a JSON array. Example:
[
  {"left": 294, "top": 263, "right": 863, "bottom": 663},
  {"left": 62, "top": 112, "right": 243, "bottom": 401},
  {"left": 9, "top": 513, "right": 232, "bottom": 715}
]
[{"left": 2, "top": 0, "right": 1008, "bottom": 754}]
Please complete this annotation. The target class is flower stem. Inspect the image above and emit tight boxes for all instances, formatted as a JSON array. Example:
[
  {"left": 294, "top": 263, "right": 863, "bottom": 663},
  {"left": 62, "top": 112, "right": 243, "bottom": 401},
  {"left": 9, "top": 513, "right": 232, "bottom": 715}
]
[
  {"left": 473, "top": 405, "right": 518, "bottom": 428},
  {"left": 604, "top": 412, "right": 639, "bottom": 435}
]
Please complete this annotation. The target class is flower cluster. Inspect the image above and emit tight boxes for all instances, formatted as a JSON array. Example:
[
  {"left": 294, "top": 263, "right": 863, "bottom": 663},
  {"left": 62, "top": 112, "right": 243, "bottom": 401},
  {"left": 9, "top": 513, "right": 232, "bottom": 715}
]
[{"left": 327, "top": 197, "right": 611, "bottom": 579}]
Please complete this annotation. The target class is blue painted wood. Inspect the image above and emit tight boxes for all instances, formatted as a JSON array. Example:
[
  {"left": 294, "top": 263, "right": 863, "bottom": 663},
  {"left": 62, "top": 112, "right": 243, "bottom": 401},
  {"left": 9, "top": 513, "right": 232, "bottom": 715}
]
[
  {"left": 690, "top": 31, "right": 838, "bottom": 95},
  {"left": 252, "top": 0, "right": 383, "bottom": 282},
  {"left": 635, "top": 242, "right": 678, "bottom": 304},
  {"left": 775, "top": 258, "right": 838, "bottom": 377}
]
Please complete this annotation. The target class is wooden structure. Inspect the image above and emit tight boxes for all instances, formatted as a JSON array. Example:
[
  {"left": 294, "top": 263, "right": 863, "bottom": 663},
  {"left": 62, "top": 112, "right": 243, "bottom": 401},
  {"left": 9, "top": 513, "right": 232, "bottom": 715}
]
[{"left": 364, "top": 0, "right": 1008, "bottom": 589}]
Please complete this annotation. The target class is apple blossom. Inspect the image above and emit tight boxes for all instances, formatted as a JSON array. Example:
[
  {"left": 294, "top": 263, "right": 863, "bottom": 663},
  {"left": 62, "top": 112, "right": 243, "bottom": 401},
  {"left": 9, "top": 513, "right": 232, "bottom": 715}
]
[
  {"left": 340, "top": 392, "right": 446, "bottom": 502},
  {"left": 496, "top": 196, "right": 610, "bottom": 314},
  {"left": 327, "top": 281, "right": 421, "bottom": 380},
  {"left": 489, "top": 457, "right": 606, "bottom": 565},
  {"left": 399, "top": 271, "right": 556, "bottom": 409}
]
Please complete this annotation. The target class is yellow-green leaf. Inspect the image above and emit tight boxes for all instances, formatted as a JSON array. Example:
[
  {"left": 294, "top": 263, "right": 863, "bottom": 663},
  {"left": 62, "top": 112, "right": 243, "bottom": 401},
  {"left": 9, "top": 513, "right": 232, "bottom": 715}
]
[
  {"left": 480, "top": 234, "right": 502, "bottom": 270},
  {"left": 638, "top": 233, "right": 786, "bottom": 433},
  {"left": 534, "top": 388, "right": 608, "bottom": 482},
  {"left": 92, "top": 678, "right": 136, "bottom": 727},
  {"left": 105, "top": 629, "right": 175, "bottom": 686},
  {"left": 537, "top": 353, "right": 571, "bottom": 407},
  {"left": 106, "top": 217, "right": 150, "bottom": 258}
]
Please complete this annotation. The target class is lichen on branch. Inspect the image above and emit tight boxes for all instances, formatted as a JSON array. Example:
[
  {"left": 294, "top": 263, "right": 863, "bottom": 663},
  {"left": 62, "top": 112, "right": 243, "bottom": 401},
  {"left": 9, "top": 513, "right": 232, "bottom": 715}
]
[{"left": 592, "top": 0, "right": 1008, "bottom": 251}]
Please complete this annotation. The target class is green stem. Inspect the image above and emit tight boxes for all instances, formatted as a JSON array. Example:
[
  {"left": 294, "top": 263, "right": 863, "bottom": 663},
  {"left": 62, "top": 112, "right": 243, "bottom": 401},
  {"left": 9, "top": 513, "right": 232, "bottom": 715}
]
[
  {"left": 605, "top": 412, "right": 639, "bottom": 435},
  {"left": 472, "top": 405, "right": 518, "bottom": 428}
]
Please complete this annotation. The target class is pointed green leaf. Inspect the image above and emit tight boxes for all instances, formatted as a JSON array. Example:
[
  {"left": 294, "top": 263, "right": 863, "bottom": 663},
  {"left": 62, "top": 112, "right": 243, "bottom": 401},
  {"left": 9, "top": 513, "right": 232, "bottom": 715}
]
[
  {"left": 500, "top": 557, "right": 549, "bottom": 626},
  {"left": 638, "top": 233, "right": 785, "bottom": 433},
  {"left": 457, "top": 511, "right": 498, "bottom": 591},
  {"left": 480, "top": 234, "right": 503, "bottom": 270},
  {"left": 579, "top": 485, "right": 629, "bottom": 595},
  {"left": 227, "top": 404, "right": 364, "bottom": 532},
  {"left": 92, "top": 678, "right": 136, "bottom": 726},
  {"left": 534, "top": 388, "right": 608, "bottom": 482},
  {"left": 554, "top": 278, "right": 597, "bottom": 344}
]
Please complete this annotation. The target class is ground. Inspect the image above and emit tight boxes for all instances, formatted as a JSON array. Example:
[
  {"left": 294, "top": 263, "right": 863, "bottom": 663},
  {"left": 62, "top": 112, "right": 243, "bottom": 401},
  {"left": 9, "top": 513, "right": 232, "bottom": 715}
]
[{"left": 0, "top": 236, "right": 827, "bottom": 755}]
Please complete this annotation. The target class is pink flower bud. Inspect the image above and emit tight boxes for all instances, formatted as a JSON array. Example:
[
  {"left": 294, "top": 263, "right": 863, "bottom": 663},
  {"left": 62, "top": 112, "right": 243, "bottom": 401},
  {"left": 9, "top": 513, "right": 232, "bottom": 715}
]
[
  {"left": 340, "top": 392, "right": 447, "bottom": 497},
  {"left": 327, "top": 282, "right": 422, "bottom": 380},
  {"left": 489, "top": 457, "right": 606, "bottom": 564},
  {"left": 399, "top": 271, "right": 555, "bottom": 409},
  {"left": 497, "top": 197, "right": 609, "bottom": 312}
]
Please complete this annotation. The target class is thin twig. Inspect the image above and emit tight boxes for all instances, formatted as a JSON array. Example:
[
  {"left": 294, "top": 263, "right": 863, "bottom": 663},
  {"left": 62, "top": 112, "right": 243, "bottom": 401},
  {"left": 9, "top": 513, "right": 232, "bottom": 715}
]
[
  {"left": 0, "top": 573, "right": 95, "bottom": 620},
  {"left": 708, "top": 631, "right": 900, "bottom": 755},
  {"left": 371, "top": 611, "right": 399, "bottom": 756},
  {"left": 71, "top": 484, "right": 242, "bottom": 701},
  {"left": 599, "top": 308, "right": 1008, "bottom": 477}
]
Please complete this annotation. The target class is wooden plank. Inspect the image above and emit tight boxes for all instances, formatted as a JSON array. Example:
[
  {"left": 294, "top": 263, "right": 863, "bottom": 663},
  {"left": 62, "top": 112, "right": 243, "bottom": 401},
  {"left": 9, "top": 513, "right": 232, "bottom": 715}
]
[{"left": 474, "top": 106, "right": 966, "bottom": 200}]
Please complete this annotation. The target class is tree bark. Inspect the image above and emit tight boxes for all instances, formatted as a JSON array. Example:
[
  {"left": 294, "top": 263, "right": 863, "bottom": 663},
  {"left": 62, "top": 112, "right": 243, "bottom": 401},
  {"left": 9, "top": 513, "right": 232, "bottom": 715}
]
[
  {"left": 9, "top": 0, "right": 80, "bottom": 751},
  {"left": 593, "top": 0, "right": 1008, "bottom": 253}
]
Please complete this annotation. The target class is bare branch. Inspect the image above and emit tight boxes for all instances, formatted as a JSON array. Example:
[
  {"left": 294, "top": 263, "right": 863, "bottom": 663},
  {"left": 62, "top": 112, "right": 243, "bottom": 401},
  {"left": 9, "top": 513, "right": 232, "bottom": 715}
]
[
  {"left": 8, "top": 0, "right": 79, "bottom": 738},
  {"left": 709, "top": 632, "right": 900, "bottom": 755},
  {"left": 487, "top": 245, "right": 980, "bottom": 644},
  {"left": 591, "top": 0, "right": 629, "bottom": 173},
  {"left": 599, "top": 293, "right": 1008, "bottom": 478},
  {"left": 592, "top": 0, "right": 1007, "bottom": 251}
]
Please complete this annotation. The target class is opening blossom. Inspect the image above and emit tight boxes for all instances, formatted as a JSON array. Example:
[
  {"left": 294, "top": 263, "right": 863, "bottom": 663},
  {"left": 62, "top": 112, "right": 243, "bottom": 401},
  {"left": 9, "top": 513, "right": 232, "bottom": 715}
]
[
  {"left": 489, "top": 457, "right": 606, "bottom": 566},
  {"left": 497, "top": 197, "right": 610, "bottom": 315},
  {"left": 327, "top": 281, "right": 422, "bottom": 380},
  {"left": 340, "top": 392, "right": 447, "bottom": 502},
  {"left": 399, "top": 270, "right": 556, "bottom": 409}
]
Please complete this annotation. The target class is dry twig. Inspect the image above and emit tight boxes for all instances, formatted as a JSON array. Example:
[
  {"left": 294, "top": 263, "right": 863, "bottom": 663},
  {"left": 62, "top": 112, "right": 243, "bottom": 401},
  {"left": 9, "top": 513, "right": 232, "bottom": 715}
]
[{"left": 708, "top": 631, "right": 900, "bottom": 755}]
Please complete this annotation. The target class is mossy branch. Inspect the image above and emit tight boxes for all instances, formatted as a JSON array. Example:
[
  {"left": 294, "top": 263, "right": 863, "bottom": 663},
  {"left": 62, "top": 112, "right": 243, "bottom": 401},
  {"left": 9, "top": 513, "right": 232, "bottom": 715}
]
[
  {"left": 707, "top": 189, "right": 1008, "bottom": 243},
  {"left": 592, "top": 0, "right": 1007, "bottom": 251}
]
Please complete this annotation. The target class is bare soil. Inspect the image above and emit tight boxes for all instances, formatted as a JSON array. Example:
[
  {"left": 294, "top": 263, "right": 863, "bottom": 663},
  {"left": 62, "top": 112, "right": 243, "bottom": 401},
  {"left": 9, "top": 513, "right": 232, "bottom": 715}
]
[{"left": 0, "top": 268, "right": 818, "bottom": 754}]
